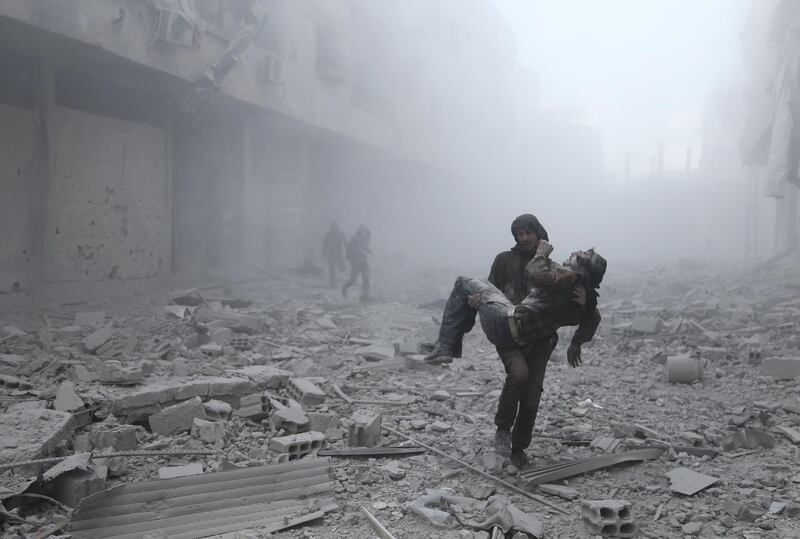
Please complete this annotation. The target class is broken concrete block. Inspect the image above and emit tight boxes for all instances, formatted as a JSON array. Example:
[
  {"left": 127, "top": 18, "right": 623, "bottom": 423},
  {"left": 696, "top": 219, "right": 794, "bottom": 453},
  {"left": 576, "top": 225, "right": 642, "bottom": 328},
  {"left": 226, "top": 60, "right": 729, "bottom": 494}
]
[
  {"left": 90, "top": 424, "right": 140, "bottom": 451},
  {"left": 54, "top": 381, "right": 84, "bottom": 412},
  {"left": 269, "top": 431, "right": 325, "bottom": 460},
  {"left": 148, "top": 397, "right": 207, "bottom": 436},
  {"left": 358, "top": 344, "right": 396, "bottom": 361},
  {"left": 760, "top": 357, "right": 800, "bottom": 379},
  {"left": 430, "top": 421, "right": 452, "bottom": 432},
  {"left": 201, "top": 343, "right": 224, "bottom": 357},
  {"left": 307, "top": 412, "right": 338, "bottom": 433},
  {"left": 396, "top": 339, "right": 422, "bottom": 356},
  {"left": 83, "top": 327, "right": 114, "bottom": 353},
  {"left": 97, "top": 360, "right": 144, "bottom": 385},
  {"left": 191, "top": 418, "right": 225, "bottom": 444},
  {"left": 431, "top": 390, "right": 451, "bottom": 401},
  {"left": 629, "top": 316, "right": 661, "bottom": 334},
  {"left": 582, "top": 500, "right": 637, "bottom": 538},
  {"left": 286, "top": 378, "right": 325, "bottom": 406},
  {"left": 72, "top": 364, "right": 93, "bottom": 383},
  {"left": 158, "top": 462, "right": 204, "bottom": 479},
  {"left": 173, "top": 358, "right": 191, "bottom": 377},
  {"left": 538, "top": 483, "right": 581, "bottom": 500},
  {"left": 204, "top": 399, "right": 232, "bottom": 421},
  {"left": 272, "top": 407, "right": 309, "bottom": 434},
  {"left": 723, "top": 498, "right": 765, "bottom": 522},
  {"left": 234, "top": 366, "right": 291, "bottom": 388},
  {"left": 348, "top": 412, "right": 382, "bottom": 447},
  {"left": 108, "top": 377, "right": 256, "bottom": 423},
  {"left": 50, "top": 468, "right": 105, "bottom": 507},
  {"left": 0, "top": 409, "right": 74, "bottom": 466}
]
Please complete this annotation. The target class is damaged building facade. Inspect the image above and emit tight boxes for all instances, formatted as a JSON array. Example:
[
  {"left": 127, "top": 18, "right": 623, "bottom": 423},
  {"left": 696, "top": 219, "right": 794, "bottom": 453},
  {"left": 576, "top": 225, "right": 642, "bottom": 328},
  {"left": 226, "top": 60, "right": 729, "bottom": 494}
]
[
  {"left": 740, "top": 0, "right": 800, "bottom": 255},
  {"left": 0, "top": 0, "right": 546, "bottom": 291}
]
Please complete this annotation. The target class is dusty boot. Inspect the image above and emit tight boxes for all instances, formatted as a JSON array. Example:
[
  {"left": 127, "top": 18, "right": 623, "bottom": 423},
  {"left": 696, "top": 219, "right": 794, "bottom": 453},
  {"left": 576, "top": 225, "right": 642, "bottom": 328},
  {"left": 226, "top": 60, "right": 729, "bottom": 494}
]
[
  {"left": 494, "top": 429, "right": 512, "bottom": 457},
  {"left": 509, "top": 450, "right": 529, "bottom": 468},
  {"left": 423, "top": 342, "right": 454, "bottom": 365}
]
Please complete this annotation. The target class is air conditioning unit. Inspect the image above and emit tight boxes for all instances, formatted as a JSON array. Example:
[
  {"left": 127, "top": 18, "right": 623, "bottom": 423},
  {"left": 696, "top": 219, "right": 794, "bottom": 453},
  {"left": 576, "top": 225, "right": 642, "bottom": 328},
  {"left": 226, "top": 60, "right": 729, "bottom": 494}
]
[{"left": 261, "top": 54, "right": 284, "bottom": 84}]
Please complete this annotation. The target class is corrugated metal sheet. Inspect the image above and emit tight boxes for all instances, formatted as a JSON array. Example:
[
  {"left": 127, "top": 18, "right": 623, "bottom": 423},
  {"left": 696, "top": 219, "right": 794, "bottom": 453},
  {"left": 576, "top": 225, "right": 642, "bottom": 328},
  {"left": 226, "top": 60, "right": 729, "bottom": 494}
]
[{"left": 70, "top": 457, "right": 337, "bottom": 539}]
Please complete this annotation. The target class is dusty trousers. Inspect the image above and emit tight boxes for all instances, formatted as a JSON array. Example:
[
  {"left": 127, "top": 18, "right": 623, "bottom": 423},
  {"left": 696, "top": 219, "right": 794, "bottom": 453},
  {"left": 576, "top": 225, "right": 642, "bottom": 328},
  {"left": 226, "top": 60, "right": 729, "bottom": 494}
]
[
  {"left": 494, "top": 333, "right": 557, "bottom": 451},
  {"left": 436, "top": 277, "right": 518, "bottom": 357},
  {"left": 342, "top": 258, "right": 370, "bottom": 300}
]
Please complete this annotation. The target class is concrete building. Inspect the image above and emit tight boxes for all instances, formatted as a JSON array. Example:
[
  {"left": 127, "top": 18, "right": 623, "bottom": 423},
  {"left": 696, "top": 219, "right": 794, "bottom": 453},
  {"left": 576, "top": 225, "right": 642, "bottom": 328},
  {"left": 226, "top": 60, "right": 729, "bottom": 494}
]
[{"left": 0, "top": 0, "right": 529, "bottom": 291}]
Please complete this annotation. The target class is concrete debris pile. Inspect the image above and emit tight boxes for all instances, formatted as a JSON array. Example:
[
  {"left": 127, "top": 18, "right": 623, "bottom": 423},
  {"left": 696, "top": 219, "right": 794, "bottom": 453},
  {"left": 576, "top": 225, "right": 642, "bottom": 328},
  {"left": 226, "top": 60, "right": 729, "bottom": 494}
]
[{"left": 0, "top": 263, "right": 799, "bottom": 537}]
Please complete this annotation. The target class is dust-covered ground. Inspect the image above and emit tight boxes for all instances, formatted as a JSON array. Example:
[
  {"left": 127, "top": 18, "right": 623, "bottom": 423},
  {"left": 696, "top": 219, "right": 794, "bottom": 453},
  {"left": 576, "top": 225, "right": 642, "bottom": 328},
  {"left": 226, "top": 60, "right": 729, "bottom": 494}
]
[{"left": 1, "top": 258, "right": 799, "bottom": 538}]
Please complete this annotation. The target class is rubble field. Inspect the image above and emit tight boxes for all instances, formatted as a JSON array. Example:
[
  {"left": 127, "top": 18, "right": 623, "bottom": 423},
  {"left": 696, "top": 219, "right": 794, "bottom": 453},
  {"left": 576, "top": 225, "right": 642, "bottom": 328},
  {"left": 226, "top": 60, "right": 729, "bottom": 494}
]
[{"left": 1, "top": 261, "right": 799, "bottom": 539}]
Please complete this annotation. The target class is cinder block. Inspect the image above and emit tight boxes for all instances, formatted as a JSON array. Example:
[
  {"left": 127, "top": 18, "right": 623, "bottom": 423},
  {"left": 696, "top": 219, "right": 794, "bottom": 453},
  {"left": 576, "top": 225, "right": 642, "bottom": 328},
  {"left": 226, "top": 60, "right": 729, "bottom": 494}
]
[
  {"left": 271, "top": 407, "right": 309, "bottom": 434},
  {"left": 269, "top": 431, "right": 325, "bottom": 460},
  {"left": 760, "top": 357, "right": 800, "bottom": 379},
  {"left": 149, "top": 397, "right": 208, "bottom": 435},
  {"left": 582, "top": 500, "right": 637, "bottom": 538},
  {"left": 191, "top": 418, "right": 225, "bottom": 443},
  {"left": 235, "top": 392, "right": 273, "bottom": 420},
  {"left": 348, "top": 412, "right": 382, "bottom": 447},
  {"left": 90, "top": 424, "right": 139, "bottom": 451},
  {"left": 286, "top": 378, "right": 325, "bottom": 406},
  {"left": 200, "top": 344, "right": 223, "bottom": 357}
]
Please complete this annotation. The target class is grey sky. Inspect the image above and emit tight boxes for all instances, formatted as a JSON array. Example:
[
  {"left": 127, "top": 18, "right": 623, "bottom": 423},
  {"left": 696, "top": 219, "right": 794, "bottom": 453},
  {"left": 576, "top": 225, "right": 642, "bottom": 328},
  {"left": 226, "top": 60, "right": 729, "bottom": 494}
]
[{"left": 493, "top": 0, "right": 750, "bottom": 181}]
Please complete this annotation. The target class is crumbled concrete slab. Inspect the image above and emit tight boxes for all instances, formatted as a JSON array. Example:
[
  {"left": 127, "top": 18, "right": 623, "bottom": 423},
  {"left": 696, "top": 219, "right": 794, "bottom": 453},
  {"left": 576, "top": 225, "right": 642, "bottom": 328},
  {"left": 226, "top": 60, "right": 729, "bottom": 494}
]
[
  {"left": 83, "top": 327, "right": 114, "bottom": 353},
  {"left": 233, "top": 366, "right": 291, "bottom": 388},
  {"left": 90, "top": 424, "right": 140, "bottom": 451},
  {"left": 107, "top": 377, "right": 257, "bottom": 422},
  {"left": 149, "top": 397, "right": 208, "bottom": 436},
  {"left": 666, "top": 467, "right": 719, "bottom": 495},
  {"left": 54, "top": 381, "right": 84, "bottom": 412},
  {"left": 0, "top": 409, "right": 74, "bottom": 465}
]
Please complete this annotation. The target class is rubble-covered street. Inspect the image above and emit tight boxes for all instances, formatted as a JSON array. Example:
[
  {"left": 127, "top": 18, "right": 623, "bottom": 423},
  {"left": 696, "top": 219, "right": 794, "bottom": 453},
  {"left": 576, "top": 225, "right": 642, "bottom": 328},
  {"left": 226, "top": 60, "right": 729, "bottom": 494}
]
[{"left": 1, "top": 260, "right": 799, "bottom": 539}]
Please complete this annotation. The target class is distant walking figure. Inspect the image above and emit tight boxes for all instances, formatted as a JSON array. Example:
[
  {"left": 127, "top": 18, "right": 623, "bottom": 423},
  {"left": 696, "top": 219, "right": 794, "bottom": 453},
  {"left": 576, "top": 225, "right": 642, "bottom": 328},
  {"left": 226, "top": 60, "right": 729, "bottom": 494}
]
[
  {"left": 322, "top": 223, "right": 347, "bottom": 287},
  {"left": 342, "top": 224, "right": 373, "bottom": 303}
]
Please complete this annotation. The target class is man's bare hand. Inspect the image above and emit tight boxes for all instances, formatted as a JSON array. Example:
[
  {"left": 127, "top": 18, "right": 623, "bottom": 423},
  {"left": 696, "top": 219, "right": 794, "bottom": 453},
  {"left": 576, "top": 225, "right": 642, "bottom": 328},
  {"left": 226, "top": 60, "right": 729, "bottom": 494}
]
[
  {"left": 536, "top": 239, "right": 553, "bottom": 258},
  {"left": 567, "top": 344, "right": 582, "bottom": 367},
  {"left": 467, "top": 293, "right": 481, "bottom": 309},
  {"left": 572, "top": 285, "right": 586, "bottom": 306}
]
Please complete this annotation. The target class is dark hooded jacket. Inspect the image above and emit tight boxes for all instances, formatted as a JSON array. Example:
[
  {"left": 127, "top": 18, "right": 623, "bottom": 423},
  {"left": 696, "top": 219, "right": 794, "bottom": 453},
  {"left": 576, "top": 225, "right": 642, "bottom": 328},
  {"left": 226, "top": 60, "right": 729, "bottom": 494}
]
[{"left": 488, "top": 214, "right": 549, "bottom": 304}]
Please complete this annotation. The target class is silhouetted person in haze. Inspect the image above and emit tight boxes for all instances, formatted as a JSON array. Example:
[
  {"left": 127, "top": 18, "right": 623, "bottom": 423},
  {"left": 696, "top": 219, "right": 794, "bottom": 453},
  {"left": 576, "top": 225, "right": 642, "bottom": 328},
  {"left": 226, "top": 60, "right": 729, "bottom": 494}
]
[
  {"left": 342, "top": 224, "right": 372, "bottom": 303},
  {"left": 322, "top": 223, "right": 347, "bottom": 287}
]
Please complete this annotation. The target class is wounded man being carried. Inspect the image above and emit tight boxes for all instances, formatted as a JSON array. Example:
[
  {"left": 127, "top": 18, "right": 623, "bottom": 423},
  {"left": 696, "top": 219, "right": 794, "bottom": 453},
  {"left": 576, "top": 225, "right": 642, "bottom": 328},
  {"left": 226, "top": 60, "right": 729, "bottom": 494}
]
[{"left": 425, "top": 240, "right": 607, "bottom": 367}]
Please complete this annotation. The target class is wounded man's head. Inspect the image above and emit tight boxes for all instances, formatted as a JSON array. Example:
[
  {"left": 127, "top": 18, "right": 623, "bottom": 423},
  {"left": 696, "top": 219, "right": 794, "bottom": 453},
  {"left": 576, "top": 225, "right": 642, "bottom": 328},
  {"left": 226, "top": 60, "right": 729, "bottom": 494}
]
[{"left": 567, "top": 249, "right": 607, "bottom": 288}]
